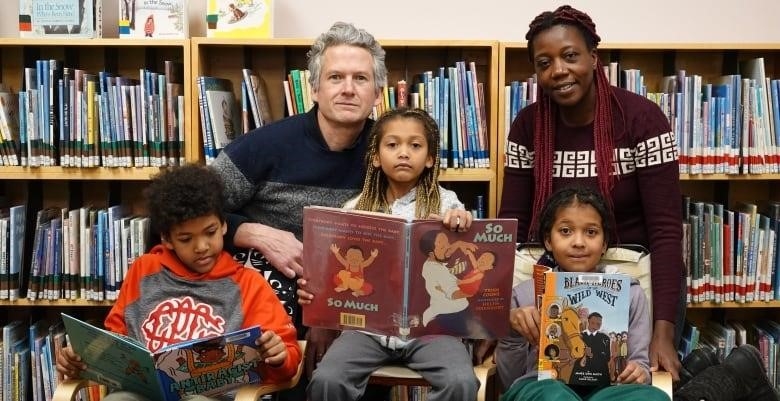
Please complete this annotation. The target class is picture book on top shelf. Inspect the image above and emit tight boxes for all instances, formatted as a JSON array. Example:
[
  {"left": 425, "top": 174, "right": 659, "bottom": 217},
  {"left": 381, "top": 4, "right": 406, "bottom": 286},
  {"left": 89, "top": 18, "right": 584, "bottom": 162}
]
[
  {"left": 537, "top": 271, "right": 630, "bottom": 387},
  {"left": 206, "top": 0, "right": 273, "bottom": 38},
  {"left": 119, "top": 0, "right": 188, "bottom": 39},
  {"left": 61, "top": 313, "right": 263, "bottom": 401},
  {"left": 301, "top": 206, "right": 517, "bottom": 339},
  {"left": 19, "top": 0, "right": 98, "bottom": 38}
]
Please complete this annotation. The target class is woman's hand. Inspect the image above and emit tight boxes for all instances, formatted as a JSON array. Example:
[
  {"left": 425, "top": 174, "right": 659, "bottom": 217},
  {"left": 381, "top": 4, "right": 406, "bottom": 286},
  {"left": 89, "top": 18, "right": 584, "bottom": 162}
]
[
  {"left": 649, "top": 320, "right": 681, "bottom": 381},
  {"left": 509, "top": 306, "right": 541, "bottom": 345}
]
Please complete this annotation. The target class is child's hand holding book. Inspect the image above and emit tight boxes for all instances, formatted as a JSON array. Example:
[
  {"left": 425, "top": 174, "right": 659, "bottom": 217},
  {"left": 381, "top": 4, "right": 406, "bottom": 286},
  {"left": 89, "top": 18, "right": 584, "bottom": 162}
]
[
  {"left": 509, "top": 306, "right": 541, "bottom": 345},
  {"left": 256, "top": 330, "right": 287, "bottom": 367},
  {"left": 56, "top": 346, "right": 87, "bottom": 381}
]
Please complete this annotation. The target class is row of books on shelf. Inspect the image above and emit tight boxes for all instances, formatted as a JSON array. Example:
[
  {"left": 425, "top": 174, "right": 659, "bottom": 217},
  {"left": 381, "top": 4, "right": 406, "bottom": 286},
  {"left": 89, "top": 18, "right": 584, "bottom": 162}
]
[
  {"left": 0, "top": 59, "right": 186, "bottom": 168},
  {"left": 1, "top": 319, "right": 71, "bottom": 401},
  {"left": 0, "top": 205, "right": 151, "bottom": 303},
  {"left": 679, "top": 319, "right": 779, "bottom": 389},
  {"left": 504, "top": 57, "right": 780, "bottom": 176},
  {"left": 199, "top": 59, "right": 490, "bottom": 169},
  {"left": 19, "top": 0, "right": 274, "bottom": 39},
  {"left": 683, "top": 198, "right": 780, "bottom": 304}
]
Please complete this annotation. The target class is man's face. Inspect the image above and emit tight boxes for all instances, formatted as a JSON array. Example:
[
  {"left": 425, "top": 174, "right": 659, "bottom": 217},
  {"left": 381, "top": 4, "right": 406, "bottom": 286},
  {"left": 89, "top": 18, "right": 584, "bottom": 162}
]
[{"left": 311, "top": 44, "right": 381, "bottom": 131}]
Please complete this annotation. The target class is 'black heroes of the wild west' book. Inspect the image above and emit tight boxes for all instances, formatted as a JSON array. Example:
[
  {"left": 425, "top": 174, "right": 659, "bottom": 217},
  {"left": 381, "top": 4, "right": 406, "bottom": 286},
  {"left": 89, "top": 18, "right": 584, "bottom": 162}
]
[{"left": 537, "top": 272, "right": 630, "bottom": 387}]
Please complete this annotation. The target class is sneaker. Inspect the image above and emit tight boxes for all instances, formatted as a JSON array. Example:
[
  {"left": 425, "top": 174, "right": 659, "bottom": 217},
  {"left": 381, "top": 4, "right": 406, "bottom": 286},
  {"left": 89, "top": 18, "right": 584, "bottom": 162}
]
[
  {"left": 679, "top": 347, "right": 720, "bottom": 388},
  {"left": 722, "top": 345, "right": 779, "bottom": 401},
  {"left": 675, "top": 345, "right": 779, "bottom": 401}
]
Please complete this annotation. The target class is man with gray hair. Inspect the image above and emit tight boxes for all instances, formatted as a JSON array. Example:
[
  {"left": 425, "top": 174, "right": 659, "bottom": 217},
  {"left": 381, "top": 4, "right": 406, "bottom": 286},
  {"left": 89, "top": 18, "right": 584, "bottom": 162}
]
[{"left": 211, "top": 21, "right": 387, "bottom": 399}]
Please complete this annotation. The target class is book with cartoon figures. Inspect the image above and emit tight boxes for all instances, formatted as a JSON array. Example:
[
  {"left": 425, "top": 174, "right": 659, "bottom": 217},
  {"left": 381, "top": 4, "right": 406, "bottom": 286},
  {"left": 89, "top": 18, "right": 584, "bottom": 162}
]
[
  {"left": 536, "top": 272, "right": 631, "bottom": 387},
  {"left": 61, "top": 313, "right": 263, "bottom": 401},
  {"left": 206, "top": 0, "right": 273, "bottom": 38},
  {"left": 118, "top": 0, "right": 188, "bottom": 38},
  {"left": 301, "top": 206, "right": 517, "bottom": 339}
]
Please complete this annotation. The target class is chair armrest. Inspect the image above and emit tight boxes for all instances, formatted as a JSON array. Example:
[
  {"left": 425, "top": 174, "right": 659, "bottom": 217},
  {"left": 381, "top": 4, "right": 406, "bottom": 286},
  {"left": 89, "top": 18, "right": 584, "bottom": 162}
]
[
  {"left": 235, "top": 340, "right": 307, "bottom": 401},
  {"left": 652, "top": 370, "right": 673, "bottom": 400},
  {"left": 52, "top": 379, "right": 95, "bottom": 401}
]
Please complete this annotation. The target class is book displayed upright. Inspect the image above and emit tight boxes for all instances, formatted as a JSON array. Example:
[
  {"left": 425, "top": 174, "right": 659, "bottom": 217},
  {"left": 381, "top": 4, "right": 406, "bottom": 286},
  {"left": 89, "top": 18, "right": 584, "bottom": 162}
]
[
  {"left": 19, "top": 0, "right": 98, "bottom": 38},
  {"left": 118, "top": 0, "right": 188, "bottom": 39},
  {"left": 61, "top": 313, "right": 264, "bottom": 401},
  {"left": 206, "top": 0, "right": 273, "bottom": 38},
  {"left": 301, "top": 206, "right": 517, "bottom": 339},
  {"left": 537, "top": 272, "right": 631, "bottom": 387}
]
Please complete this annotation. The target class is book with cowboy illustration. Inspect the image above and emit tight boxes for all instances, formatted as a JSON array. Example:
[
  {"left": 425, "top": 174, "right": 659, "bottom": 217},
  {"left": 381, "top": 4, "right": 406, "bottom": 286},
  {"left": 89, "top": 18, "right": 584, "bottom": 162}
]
[
  {"left": 61, "top": 313, "right": 263, "bottom": 401},
  {"left": 537, "top": 272, "right": 630, "bottom": 387},
  {"left": 301, "top": 206, "right": 516, "bottom": 339}
]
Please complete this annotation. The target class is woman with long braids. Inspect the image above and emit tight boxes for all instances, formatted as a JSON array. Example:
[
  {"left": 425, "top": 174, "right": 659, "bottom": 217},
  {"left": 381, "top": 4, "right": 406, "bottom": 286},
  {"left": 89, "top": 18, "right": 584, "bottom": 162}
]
[{"left": 497, "top": 4, "right": 685, "bottom": 391}]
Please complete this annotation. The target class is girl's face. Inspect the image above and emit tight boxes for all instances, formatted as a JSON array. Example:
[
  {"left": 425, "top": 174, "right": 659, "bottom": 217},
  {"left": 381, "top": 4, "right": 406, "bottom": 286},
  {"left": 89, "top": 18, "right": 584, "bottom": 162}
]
[
  {"left": 372, "top": 118, "right": 434, "bottom": 189},
  {"left": 531, "top": 24, "right": 597, "bottom": 124},
  {"left": 543, "top": 202, "right": 606, "bottom": 273}
]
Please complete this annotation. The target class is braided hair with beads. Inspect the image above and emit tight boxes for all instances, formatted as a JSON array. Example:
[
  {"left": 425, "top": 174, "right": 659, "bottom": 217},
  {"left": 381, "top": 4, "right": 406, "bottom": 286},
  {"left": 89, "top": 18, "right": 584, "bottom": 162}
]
[
  {"left": 525, "top": 5, "right": 623, "bottom": 241},
  {"left": 354, "top": 107, "right": 442, "bottom": 218}
]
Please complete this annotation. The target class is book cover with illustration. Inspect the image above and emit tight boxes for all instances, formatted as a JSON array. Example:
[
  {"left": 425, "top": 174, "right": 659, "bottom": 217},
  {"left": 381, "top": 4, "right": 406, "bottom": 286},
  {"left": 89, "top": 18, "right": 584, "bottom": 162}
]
[
  {"left": 537, "top": 272, "right": 630, "bottom": 387},
  {"left": 61, "top": 313, "right": 263, "bottom": 401},
  {"left": 206, "top": 0, "right": 273, "bottom": 38},
  {"left": 119, "top": 0, "right": 188, "bottom": 39},
  {"left": 19, "top": 0, "right": 96, "bottom": 38},
  {"left": 301, "top": 206, "right": 517, "bottom": 339}
]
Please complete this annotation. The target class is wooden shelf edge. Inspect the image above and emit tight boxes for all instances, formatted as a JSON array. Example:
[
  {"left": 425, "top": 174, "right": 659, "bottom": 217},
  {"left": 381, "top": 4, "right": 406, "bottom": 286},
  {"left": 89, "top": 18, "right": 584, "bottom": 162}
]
[
  {"left": 500, "top": 42, "right": 780, "bottom": 51},
  {"left": 0, "top": 166, "right": 163, "bottom": 180},
  {"left": 1, "top": 299, "right": 113, "bottom": 307},
  {"left": 0, "top": 38, "right": 188, "bottom": 47},
  {"left": 687, "top": 300, "right": 780, "bottom": 308},
  {"left": 680, "top": 173, "right": 780, "bottom": 180},
  {"left": 439, "top": 168, "right": 494, "bottom": 182}
]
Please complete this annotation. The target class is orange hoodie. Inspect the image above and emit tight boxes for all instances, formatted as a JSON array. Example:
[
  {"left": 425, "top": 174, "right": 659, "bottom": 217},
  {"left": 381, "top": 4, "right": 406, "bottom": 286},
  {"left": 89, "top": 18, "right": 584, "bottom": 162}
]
[{"left": 105, "top": 244, "right": 301, "bottom": 385}]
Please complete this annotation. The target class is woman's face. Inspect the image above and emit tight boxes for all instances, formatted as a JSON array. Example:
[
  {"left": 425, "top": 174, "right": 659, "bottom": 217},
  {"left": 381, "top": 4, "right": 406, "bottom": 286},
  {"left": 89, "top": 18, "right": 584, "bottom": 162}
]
[{"left": 531, "top": 24, "right": 597, "bottom": 121}]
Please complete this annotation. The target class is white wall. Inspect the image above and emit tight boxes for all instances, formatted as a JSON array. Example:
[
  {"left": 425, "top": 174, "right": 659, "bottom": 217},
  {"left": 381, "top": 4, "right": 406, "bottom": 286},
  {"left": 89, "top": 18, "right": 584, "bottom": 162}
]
[{"left": 4, "top": 0, "right": 780, "bottom": 43}]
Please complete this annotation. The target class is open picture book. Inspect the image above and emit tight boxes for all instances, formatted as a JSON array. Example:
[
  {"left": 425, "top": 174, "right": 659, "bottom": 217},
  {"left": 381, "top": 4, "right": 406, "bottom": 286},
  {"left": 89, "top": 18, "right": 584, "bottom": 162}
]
[
  {"left": 536, "top": 271, "right": 631, "bottom": 387},
  {"left": 61, "top": 313, "right": 263, "bottom": 401},
  {"left": 301, "top": 206, "right": 517, "bottom": 339}
]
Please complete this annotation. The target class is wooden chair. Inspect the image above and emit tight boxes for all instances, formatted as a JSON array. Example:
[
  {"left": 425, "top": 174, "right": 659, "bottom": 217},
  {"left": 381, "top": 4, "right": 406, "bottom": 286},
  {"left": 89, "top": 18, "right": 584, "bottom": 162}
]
[
  {"left": 52, "top": 340, "right": 306, "bottom": 401},
  {"left": 367, "top": 355, "right": 498, "bottom": 401}
]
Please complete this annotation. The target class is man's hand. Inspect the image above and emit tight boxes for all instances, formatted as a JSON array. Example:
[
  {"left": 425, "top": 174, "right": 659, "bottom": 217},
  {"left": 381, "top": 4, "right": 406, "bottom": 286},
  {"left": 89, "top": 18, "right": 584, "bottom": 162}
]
[
  {"left": 649, "top": 320, "right": 681, "bottom": 381},
  {"left": 235, "top": 222, "right": 303, "bottom": 278},
  {"left": 509, "top": 306, "right": 541, "bottom": 345},
  {"left": 304, "top": 328, "right": 340, "bottom": 379}
]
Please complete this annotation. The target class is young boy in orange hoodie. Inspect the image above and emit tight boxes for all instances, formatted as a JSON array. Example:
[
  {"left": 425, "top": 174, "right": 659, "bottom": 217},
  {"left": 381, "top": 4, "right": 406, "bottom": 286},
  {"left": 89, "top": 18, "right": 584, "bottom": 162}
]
[{"left": 57, "top": 165, "right": 301, "bottom": 400}]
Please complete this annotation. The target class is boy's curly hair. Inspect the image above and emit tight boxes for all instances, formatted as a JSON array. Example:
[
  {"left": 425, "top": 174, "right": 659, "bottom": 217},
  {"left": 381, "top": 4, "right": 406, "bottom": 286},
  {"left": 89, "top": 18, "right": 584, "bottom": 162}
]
[{"left": 144, "top": 164, "right": 226, "bottom": 238}]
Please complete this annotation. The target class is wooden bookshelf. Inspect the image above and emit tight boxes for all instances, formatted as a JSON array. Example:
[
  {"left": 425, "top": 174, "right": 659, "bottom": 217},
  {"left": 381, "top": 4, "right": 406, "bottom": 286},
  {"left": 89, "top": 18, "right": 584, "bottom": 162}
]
[
  {"left": 0, "top": 39, "right": 191, "bottom": 324},
  {"left": 191, "top": 38, "right": 500, "bottom": 217}
]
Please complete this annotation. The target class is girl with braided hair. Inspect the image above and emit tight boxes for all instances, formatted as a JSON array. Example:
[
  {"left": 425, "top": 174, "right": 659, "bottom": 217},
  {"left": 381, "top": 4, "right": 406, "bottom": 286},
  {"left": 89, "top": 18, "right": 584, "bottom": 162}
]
[
  {"left": 497, "top": 4, "right": 685, "bottom": 388},
  {"left": 296, "top": 107, "right": 480, "bottom": 401}
]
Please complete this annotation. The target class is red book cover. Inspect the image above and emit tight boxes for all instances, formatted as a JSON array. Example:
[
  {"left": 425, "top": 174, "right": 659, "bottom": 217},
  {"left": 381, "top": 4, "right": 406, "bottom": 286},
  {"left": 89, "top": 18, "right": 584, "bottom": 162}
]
[{"left": 301, "top": 206, "right": 517, "bottom": 339}]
